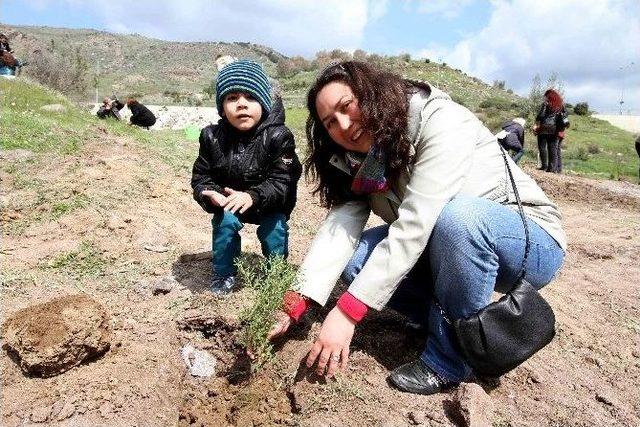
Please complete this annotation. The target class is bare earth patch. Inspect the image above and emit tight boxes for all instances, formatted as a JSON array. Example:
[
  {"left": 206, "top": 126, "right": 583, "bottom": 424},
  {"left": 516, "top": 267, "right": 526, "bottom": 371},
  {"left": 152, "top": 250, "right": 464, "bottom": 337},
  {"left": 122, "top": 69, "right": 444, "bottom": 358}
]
[{"left": 1, "top": 134, "right": 639, "bottom": 426}]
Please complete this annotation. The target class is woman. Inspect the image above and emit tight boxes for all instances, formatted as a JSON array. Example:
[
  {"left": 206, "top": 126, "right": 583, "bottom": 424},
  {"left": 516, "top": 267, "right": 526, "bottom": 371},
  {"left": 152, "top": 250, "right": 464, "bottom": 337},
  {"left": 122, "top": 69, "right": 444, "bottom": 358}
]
[
  {"left": 534, "top": 89, "right": 568, "bottom": 173},
  {"left": 268, "top": 61, "right": 566, "bottom": 395},
  {"left": 126, "top": 98, "right": 157, "bottom": 129}
]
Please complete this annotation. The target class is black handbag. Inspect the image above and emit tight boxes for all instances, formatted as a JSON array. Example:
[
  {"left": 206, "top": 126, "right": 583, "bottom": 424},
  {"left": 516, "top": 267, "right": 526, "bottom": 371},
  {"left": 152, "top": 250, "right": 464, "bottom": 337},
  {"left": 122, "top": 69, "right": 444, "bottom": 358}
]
[{"left": 433, "top": 148, "right": 556, "bottom": 377}]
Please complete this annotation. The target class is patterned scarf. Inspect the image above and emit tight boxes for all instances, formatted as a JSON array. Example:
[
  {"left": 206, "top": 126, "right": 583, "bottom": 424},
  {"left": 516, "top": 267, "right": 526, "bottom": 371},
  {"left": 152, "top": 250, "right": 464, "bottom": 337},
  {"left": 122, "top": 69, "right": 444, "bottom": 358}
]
[{"left": 347, "top": 145, "right": 389, "bottom": 194}]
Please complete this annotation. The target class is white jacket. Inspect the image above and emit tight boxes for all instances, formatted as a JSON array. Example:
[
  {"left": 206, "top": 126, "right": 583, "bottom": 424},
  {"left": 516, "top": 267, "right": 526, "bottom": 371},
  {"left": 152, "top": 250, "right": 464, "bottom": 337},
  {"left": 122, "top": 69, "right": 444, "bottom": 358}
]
[{"left": 297, "top": 85, "right": 566, "bottom": 310}]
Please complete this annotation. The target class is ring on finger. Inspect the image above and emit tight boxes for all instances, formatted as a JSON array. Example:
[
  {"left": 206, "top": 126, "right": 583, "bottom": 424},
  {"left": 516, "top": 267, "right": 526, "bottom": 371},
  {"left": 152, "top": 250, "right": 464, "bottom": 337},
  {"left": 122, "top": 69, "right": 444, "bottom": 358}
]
[{"left": 331, "top": 354, "right": 340, "bottom": 362}]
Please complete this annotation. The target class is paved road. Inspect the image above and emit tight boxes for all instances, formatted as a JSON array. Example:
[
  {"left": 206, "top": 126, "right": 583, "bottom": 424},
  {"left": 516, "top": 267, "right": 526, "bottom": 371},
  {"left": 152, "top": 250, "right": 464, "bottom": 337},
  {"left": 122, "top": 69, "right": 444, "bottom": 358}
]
[{"left": 593, "top": 114, "right": 640, "bottom": 134}]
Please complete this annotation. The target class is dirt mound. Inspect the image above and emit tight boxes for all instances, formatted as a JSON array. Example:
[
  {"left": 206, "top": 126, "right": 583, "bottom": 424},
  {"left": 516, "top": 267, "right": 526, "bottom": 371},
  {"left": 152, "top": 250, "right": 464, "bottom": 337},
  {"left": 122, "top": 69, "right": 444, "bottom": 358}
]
[{"left": 2, "top": 294, "right": 111, "bottom": 378}]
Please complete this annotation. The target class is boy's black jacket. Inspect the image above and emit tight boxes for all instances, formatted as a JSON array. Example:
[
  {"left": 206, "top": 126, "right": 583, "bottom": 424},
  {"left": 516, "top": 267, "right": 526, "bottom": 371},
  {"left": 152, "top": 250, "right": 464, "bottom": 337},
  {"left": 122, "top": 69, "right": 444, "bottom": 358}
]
[{"left": 191, "top": 98, "right": 302, "bottom": 224}]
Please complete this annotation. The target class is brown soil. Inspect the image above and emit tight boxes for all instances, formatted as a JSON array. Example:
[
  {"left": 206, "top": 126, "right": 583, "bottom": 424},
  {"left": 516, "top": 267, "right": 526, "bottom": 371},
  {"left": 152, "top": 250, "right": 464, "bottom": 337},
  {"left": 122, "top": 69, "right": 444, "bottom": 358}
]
[{"left": 1, "top": 134, "right": 639, "bottom": 426}]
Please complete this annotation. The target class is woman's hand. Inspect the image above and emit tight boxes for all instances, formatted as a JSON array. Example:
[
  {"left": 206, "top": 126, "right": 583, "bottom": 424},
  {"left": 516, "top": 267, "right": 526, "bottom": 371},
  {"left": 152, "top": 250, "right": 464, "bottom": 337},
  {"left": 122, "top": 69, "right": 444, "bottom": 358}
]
[
  {"left": 267, "top": 310, "right": 293, "bottom": 341},
  {"left": 306, "top": 306, "right": 355, "bottom": 378},
  {"left": 201, "top": 190, "right": 228, "bottom": 207},
  {"left": 248, "top": 310, "right": 292, "bottom": 360}
]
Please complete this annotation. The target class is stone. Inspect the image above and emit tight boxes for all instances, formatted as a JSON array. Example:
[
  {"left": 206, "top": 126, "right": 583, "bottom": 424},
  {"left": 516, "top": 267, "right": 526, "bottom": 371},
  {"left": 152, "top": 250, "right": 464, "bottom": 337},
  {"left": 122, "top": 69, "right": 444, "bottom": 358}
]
[
  {"left": 40, "top": 103, "right": 66, "bottom": 112},
  {"left": 406, "top": 410, "right": 426, "bottom": 425},
  {"left": 181, "top": 344, "right": 216, "bottom": 377},
  {"left": 144, "top": 244, "right": 169, "bottom": 253},
  {"left": 56, "top": 401, "right": 76, "bottom": 421},
  {"left": 448, "top": 383, "right": 495, "bottom": 427},
  {"left": 152, "top": 277, "right": 175, "bottom": 295},
  {"left": 2, "top": 294, "right": 112, "bottom": 377},
  {"left": 179, "top": 250, "right": 212, "bottom": 263},
  {"left": 30, "top": 406, "right": 51, "bottom": 423}
]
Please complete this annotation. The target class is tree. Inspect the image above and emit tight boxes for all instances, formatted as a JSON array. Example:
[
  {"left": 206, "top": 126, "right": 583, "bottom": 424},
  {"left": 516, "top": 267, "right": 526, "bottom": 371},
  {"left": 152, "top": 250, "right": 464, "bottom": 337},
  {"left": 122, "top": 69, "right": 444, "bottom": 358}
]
[
  {"left": 528, "top": 73, "right": 544, "bottom": 117},
  {"left": 574, "top": 102, "right": 590, "bottom": 116}
]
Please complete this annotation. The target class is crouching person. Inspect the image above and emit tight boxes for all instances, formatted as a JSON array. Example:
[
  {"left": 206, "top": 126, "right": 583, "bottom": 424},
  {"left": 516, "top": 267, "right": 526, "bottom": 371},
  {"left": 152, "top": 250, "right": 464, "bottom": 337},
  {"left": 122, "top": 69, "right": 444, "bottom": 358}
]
[{"left": 191, "top": 60, "right": 302, "bottom": 295}]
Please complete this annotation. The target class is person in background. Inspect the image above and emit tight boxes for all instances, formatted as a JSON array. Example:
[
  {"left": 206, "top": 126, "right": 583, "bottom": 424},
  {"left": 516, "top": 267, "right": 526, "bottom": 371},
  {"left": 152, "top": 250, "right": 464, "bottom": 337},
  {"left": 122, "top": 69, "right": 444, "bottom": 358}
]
[
  {"left": 96, "top": 96, "right": 124, "bottom": 120},
  {"left": 496, "top": 117, "right": 526, "bottom": 163},
  {"left": 191, "top": 60, "right": 302, "bottom": 295},
  {"left": 635, "top": 134, "right": 640, "bottom": 184},
  {"left": 533, "top": 89, "right": 569, "bottom": 173},
  {"left": 126, "top": 98, "right": 156, "bottom": 129}
]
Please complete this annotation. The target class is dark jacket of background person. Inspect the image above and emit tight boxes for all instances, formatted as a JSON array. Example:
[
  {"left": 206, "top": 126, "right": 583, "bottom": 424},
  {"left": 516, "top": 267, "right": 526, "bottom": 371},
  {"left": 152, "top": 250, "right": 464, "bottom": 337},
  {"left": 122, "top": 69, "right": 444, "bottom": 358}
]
[
  {"left": 128, "top": 102, "right": 156, "bottom": 127},
  {"left": 498, "top": 120, "right": 525, "bottom": 151},
  {"left": 191, "top": 97, "right": 302, "bottom": 224}
]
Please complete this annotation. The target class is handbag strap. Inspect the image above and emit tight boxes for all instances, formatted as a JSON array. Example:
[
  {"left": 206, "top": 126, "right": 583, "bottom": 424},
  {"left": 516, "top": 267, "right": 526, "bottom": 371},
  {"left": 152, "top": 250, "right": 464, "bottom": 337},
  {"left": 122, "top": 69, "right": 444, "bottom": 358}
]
[{"left": 432, "top": 146, "right": 531, "bottom": 324}]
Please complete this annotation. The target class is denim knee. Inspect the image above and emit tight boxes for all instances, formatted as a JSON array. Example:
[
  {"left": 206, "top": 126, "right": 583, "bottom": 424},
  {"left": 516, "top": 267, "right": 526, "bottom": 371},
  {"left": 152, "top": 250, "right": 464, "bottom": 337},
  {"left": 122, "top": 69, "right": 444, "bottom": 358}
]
[
  {"left": 212, "top": 211, "right": 243, "bottom": 232},
  {"left": 257, "top": 213, "right": 289, "bottom": 257}
]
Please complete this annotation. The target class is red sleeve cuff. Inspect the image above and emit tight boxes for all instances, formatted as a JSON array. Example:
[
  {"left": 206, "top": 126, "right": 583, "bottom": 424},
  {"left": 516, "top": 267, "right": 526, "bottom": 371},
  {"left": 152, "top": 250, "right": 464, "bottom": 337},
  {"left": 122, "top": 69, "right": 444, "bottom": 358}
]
[
  {"left": 337, "top": 292, "right": 369, "bottom": 323},
  {"left": 282, "top": 291, "right": 309, "bottom": 322}
]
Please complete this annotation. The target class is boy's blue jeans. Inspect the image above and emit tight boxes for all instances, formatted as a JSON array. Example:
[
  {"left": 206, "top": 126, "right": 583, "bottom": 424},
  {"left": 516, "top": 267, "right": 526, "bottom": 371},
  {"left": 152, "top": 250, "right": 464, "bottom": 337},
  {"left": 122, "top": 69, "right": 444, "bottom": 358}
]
[
  {"left": 341, "top": 196, "right": 565, "bottom": 383},
  {"left": 212, "top": 211, "right": 289, "bottom": 277}
]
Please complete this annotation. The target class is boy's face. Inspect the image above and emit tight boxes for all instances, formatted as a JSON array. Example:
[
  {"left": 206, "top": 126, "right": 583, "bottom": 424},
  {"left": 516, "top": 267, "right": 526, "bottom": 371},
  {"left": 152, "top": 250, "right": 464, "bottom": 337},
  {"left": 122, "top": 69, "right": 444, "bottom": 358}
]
[{"left": 222, "top": 92, "right": 263, "bottom": 131}]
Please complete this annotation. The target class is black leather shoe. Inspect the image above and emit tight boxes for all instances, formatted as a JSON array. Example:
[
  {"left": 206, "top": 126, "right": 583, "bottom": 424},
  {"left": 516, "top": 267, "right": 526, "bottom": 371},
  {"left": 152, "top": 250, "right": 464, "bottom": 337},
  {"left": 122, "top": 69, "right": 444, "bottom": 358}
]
[{"left": 388, "top": 359, "right": 456, "bottom": 395}]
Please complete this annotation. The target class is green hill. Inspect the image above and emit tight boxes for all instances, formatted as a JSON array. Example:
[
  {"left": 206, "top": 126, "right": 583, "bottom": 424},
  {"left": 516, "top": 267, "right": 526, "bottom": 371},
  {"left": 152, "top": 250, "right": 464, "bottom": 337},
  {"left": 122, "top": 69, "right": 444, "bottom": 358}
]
[{"left": 1, "top": 24, "right": 638, "bottom": 182}]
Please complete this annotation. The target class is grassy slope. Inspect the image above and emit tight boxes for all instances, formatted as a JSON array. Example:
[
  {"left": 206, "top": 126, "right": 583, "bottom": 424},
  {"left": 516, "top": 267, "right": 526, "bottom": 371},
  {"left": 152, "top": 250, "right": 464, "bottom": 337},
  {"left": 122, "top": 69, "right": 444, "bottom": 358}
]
[{"left": 1, "top": 30, "right": 638, "bottom": 182}]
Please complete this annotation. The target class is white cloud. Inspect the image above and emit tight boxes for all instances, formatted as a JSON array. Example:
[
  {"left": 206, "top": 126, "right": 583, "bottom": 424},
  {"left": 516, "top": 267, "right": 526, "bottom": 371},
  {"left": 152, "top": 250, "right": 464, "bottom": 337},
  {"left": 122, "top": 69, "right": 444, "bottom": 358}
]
[
  {"left": 412, "top": 0, "right": 476, "bottom": 19},
  {"left": 415, "top": 0, "right": 640, "bottom": 113},
  {"left": 40, "top": 0, "right": 376, "bottom": 58}
]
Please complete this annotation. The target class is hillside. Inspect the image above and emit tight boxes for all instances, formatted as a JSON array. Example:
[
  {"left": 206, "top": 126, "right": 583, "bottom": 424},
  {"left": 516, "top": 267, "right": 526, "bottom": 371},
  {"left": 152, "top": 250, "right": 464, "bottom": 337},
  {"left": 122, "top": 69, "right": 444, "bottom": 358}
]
[
  {"left": 2, "top": 76, "right": 640, "bottom": 426},
  {"left": 0, "top": 24, "right": 521, "bottom": 111}
]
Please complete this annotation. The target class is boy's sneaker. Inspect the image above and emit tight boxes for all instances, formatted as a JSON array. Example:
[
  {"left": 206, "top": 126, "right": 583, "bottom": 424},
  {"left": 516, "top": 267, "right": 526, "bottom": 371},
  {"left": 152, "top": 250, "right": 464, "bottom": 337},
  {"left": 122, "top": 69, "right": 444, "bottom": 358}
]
[{"left": 210, "top": 274, "right": 237, "bottom": 296}]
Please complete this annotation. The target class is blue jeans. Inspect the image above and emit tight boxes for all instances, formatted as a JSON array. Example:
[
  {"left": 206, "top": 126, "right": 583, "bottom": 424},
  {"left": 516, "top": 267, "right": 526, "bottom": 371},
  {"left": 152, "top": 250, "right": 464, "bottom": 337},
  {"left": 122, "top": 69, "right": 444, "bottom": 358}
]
[
  {"left": 212, "top": 211, "right": 289, "bottom": 277},
  {"left": 341, "top": 196, "right": 565, "bottom": 382}
]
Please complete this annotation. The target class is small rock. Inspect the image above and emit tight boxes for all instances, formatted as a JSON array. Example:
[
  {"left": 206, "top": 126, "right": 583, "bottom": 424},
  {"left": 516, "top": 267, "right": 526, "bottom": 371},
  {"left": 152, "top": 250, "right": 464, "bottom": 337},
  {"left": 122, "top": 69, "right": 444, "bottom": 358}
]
[
  {"left": 30, "top": 406, "right": 50, "bottom": 423},
  {"left": 631, "top": 349, "right": 640, "bottom": 358},
  {"left": 448, "top": 383, "right": 495, "bottom": 427},
  {"left": 585, "top": 356, "right": 603, "bottom": 368},
  {"left": 152, "top": 278, "right": 174, "bottom": 295},
  {"left": 99, "top": 402, "right": 114, "bottom": 418},
  {"left": 181, "top": 344, "right": 216, "bottom": 377},
  {"left": 179, "top": 250, "right": 212, "bottom": 263},
  {"left": 406, "top": 410, "right": 426, "bottom": 425},
  {"left": 56, "top": 401, "right": 76, "bottom": 421},
  {"left": 144, "top": 244, "right": 169, "bottom": 253}
]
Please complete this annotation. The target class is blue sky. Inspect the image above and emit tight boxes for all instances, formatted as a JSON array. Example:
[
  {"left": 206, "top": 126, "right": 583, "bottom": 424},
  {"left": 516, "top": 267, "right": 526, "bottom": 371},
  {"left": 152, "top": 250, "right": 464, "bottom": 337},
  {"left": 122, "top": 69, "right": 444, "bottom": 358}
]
[{"left": 2, "top": 0, "right": 639, "bottom": 113}]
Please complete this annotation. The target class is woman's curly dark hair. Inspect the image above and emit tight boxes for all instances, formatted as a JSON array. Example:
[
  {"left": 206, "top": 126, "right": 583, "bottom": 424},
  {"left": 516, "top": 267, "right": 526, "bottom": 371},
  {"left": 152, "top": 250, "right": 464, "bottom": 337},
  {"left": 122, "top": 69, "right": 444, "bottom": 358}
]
[{"left": 305, "top": 61, "right": 421, "bottom": 208}]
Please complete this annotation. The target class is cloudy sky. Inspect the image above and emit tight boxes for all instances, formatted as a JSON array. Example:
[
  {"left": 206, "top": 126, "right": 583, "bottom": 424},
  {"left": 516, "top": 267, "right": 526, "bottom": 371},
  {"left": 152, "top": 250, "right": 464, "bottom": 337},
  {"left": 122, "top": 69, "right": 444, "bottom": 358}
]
[{"left": 2, "top": 0, "right": 639, "bottom": 113}]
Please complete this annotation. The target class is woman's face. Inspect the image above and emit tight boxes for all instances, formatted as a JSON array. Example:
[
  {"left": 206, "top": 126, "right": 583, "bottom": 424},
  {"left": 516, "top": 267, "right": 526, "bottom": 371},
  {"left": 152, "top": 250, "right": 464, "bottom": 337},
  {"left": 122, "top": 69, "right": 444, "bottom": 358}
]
[{"left": 315, "top": 81, "right": 373, "bottom": 153}]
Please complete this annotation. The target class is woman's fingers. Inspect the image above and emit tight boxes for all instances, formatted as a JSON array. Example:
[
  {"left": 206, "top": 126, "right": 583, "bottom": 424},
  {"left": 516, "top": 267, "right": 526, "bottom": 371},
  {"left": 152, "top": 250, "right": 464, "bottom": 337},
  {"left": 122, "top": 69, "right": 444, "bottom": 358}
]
[
  {"left": 306, "top": 341, "right": 323, "bottom": 369},
  {"left": 326, "top": 351, "right": 341, "bottom": 378},
  {"left": 340, "top": 346, "right": 349, "bottom": 371},
  {"left": 315, "top": 347, "right": 333, "bottom": 376}
]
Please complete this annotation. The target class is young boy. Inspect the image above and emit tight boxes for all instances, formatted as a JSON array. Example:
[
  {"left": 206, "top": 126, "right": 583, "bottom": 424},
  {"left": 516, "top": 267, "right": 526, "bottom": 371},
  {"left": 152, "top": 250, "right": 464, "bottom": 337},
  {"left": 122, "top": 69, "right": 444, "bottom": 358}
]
[{"left": 191, "top": 60, "right": 302, "bottom": 295}]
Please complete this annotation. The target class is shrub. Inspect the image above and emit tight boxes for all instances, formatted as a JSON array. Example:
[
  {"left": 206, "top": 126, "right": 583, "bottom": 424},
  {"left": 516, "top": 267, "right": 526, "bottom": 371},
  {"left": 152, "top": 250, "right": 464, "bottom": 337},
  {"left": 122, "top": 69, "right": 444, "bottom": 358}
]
[
  {"left": 493, "top": 80, "right": 506, "bottom": 90},
  {"left": 479, "top": 96, "right": 511, "bottom": 110},
  {"left": 424, "top": 58, "right": 431, "bottom": 63},
  {"left": 574, "top": 102, "right": 590, "bottom": 116},
  {"left": 399, "top": 53, "right": 411, "bottom": 63},
  {"left": 237, "top": 255, "right": 299, "bottom": 368},
  {"left": 24, "top": 47, "right": 90, "bottom": 96},
  {"left": 587, "top": 143, "right": 601, "bottom": 154}
]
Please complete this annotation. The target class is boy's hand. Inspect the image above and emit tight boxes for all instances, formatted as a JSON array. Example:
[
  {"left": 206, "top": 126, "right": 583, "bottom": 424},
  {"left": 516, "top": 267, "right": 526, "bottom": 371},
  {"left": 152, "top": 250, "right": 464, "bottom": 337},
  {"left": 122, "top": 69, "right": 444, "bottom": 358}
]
[
  {"left": 223, "top": 187, "right": 253, "bottom": 214},
  {"left": 201, "top": 190, "right": 228, "bottom": 207}
]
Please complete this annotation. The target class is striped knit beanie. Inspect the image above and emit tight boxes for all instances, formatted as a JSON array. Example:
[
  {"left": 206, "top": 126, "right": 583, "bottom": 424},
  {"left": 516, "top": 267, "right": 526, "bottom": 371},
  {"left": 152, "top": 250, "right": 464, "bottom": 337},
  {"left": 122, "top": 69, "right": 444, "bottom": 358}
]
[{"left": 216, "top": 60, "right": 272, "bottom": 115}]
